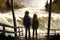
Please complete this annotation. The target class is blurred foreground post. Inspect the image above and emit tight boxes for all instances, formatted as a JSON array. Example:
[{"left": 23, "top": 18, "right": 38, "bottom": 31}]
[
  {"left": 47, "top": 0, "right": 52, "bottom": 37},
  {"left": 3, "top": 26, "right": 5, "bottom": 35},
  {"left": 11, "top": 0, "right": 17, "bottom": 37}
]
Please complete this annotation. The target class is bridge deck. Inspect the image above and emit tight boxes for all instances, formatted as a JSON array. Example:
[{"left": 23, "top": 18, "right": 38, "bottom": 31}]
[{"left": 15, "top": 37, "right": 46, "bottom": 40}]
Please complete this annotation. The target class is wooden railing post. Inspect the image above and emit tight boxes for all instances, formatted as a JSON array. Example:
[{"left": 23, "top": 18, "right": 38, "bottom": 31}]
[
  {"left": 18, "top": 28, "right": 20, "bottom": 37},
  {"left": 18, "top": 27, "right": 23, "bottom": 37},
  {"left": 47, "top": 0, "right": 52, "bottom": 36},
  {"left": 11, "top": 0, "right": 17, "bottom": 37},
  {"left": 3, "top": 26, "right": 5, "bottom": 35}
]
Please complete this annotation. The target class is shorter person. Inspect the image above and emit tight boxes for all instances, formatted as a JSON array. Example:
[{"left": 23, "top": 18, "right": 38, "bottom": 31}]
[{"left": 32, "top": 14, "right": 39, "bottom": 38}]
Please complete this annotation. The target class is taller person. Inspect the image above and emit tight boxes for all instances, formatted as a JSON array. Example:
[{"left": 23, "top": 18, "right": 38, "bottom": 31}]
[{"left": 23, "top": 11, "right": 31, "bottom": 39}]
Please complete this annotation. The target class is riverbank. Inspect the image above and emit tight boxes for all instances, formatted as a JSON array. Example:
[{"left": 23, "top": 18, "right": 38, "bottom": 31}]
[
  {"left": 0, "top": 0, "right": 25, "bottom": 13},
  {"left": 45, "top": 0, "right": 60, "bottom": 13}
]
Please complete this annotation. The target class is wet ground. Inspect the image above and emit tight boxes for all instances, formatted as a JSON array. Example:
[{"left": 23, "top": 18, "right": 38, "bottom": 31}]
[{"left": 17, "top": 37, "right": 46, "bottom": 40}]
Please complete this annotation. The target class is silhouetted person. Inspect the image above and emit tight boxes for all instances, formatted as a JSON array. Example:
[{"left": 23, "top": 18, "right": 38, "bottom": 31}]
[
  {"left": 23, "top": 11, "right": 31, "bottom": 39},
  {"left": 32, "top": 14, "right": 39, "bottom": 38}
]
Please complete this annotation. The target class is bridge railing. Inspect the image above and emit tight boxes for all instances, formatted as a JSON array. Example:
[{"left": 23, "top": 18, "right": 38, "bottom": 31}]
[
  {"left": 46, "top": 28, "right": 60, "bottom": 34},
  {"left": 0, "top": 23, "right": 23, "bottom": 37}
]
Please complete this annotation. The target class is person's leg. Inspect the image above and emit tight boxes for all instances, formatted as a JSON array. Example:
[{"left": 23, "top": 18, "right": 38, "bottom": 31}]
[
  {"left": 33, "top": 28, "right": 34, "bottom": 38},
  {"left": 28, "top": 27, "right": 30, "bottom": 38},
  {"left": 25, "top": 27, "right": 27, "bottom": 38},
  {"left": 36, "top": 28, "right": 37, "bottom": 38}
]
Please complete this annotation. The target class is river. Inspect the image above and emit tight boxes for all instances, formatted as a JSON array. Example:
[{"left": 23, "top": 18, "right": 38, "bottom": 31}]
[{"left": 0, "top": 0, "right": 60, "bottom": 38}]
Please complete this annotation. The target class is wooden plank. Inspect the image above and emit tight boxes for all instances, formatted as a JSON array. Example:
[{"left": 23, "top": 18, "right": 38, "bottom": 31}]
[
  {"left": 0, "top": 30, "right": 14, "bottom": 33},
  {"left": 46, "top": 28, "right": 60, "bottom": 31},
  {"left": 0, "top": 30, "right": 20, "bottom": 33},
  {"left": 0, "top": 23, "right": 14, "bottom": 28},
  {"left": 0, "top": 23, "right": 23, "bottom": 28}
]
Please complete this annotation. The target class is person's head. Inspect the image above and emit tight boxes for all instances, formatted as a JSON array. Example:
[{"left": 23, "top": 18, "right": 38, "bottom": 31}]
[
  {"left": 25, "top": 10, "right": 29, "bottom": 15},
  {"left": 33, "top": 14, "right": 37, "bottom": 18}
]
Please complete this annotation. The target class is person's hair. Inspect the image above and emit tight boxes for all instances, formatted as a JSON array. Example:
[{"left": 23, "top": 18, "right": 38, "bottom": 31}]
[
  {"left": 33, "top": 14, "right": 37, "bottom": 19},
  {"left": 25, "top": 11, "right": 29, "bottom": 15}
]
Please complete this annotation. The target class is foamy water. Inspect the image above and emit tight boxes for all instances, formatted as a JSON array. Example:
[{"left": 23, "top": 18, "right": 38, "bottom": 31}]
[{"left": 0, "top": 8, "right": 60, "bottom": 37}]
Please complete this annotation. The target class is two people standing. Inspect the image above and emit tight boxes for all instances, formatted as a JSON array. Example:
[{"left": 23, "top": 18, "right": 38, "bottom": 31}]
[{"left": 23, "top": 11, "right": 39, "bottom": 38}]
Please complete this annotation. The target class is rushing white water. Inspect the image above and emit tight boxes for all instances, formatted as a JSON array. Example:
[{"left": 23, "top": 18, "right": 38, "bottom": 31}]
[
  {"left": 0, "top": 8, "right": 60, "bottom": 37},
  {"left": 0, "top": 0, "right": 60, "bottom": 37}
]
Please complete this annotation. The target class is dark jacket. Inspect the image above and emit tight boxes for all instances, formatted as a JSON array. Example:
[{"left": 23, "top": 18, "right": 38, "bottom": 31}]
[
  {"left": 23, "top": 15, "right": 31, "bottom": 27},
  {"left": 32, "top": 18, "right": 39, "bottom": 29}
]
